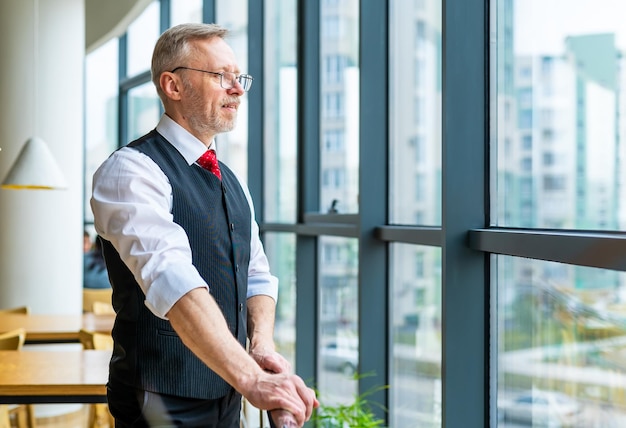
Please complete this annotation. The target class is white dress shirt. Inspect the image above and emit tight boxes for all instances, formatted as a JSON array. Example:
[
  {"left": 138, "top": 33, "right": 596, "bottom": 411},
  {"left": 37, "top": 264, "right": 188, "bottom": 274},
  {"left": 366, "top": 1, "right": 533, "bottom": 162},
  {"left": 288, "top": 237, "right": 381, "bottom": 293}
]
[{"left": 90, "top": 114, "right": 278, "bottom": 319}]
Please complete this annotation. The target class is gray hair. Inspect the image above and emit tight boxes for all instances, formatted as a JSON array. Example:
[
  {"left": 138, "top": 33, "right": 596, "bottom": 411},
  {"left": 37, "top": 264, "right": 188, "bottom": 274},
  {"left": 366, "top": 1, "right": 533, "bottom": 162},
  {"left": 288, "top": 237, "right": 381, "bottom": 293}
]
[{"left": 151, "top": 23, "right": 229, "bottom": 99}]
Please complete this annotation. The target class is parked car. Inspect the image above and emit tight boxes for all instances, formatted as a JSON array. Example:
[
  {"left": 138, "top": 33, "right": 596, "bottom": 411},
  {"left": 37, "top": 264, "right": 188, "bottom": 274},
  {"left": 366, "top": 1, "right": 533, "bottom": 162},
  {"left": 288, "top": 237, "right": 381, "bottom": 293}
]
[
  {"left": 320, "top": 342, "right": 358, "bottom": 376},
  {"left": 498, "top": 389, "right": 584, "bottom": 427}
]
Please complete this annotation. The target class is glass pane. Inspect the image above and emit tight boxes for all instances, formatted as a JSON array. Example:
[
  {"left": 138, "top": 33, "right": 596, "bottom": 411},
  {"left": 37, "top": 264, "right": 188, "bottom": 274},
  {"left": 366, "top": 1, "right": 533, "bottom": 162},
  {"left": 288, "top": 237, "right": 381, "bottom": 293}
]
[
  {"left": 216, "top": 0, "right": 249, "bottom": 181},
  {"left": 170, "top": 0, "right": 202, "bottom": 25},
  {"left": 264, "top": 233, "right": 297, "bottom": 366},
  {"left": 317, "top": 237, "right": 359, "bottom": 405},
  {"left": 126, "top": 1, "right": 159, "bottom": 77},
  {"left": 496, "top": 256, "right": 626, "bottom": 426},
  {"left": 389, "top": 0, "right": 442, "bottom": 226},
  {"left": 319, "top": 1, "right": 359, "bottom": 214},
  {"left": 85, "top": 39, "right": 119, "bottom": 223},
  {"left": 494, "top": 0, "right": 626, "bottom": 230},
  {"left": 390, "top": 243, "right": 442, "bottom": 427},
  {"left": 127, "top": 82, "right": 161, "bottom": 142},
  {"left": 263, "top": 0, "right": 298, "bottom": 223}
]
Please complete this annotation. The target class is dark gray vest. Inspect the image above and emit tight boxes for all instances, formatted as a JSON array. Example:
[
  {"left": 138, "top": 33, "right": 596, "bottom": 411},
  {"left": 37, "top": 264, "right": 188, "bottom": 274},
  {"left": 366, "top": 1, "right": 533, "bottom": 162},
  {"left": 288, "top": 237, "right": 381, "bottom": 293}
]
[{"left": 102, "top": 130, "right": 251, "bottom": 399}]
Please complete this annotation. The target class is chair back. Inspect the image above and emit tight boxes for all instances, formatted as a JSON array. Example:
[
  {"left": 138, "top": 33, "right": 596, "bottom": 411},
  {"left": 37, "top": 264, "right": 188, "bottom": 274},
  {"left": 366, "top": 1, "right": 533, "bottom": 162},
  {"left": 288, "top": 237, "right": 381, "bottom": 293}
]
[
  {"left": 78, "top": 329, "right": 115, "bottom": 428},
  {"left": 92, "top": 301, "right": 115, "bottom": 315},
  {"left": 83, "top": 288, "right": 112, "bottom": 313},
  {"left": 0, "top": 306, "right": 30, "bottom": 315},
  {"left": 0, "top": 404, "right": 10, "bottom": 428},
  {"left": 78, "top": 329, "right": 113, "bottom": 351},
  {"left": 0, "top": 328, "right": 25, "bottom": 351}
]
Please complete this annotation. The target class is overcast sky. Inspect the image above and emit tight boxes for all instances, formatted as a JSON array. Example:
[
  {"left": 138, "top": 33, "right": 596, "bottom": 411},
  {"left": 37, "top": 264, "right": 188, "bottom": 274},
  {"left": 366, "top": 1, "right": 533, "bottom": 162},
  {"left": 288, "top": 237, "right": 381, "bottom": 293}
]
[{"left": 515, "top": 0, "right": 626, "bottom": 55}]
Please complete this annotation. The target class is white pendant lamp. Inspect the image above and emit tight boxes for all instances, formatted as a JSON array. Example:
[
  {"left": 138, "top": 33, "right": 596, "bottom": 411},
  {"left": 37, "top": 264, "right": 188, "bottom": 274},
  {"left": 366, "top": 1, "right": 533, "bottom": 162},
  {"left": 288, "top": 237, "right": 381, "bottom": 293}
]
[
  {"left": 1, "top": 0, "right": 66, "bottom": 191},
  {"left": 1, "top": 137, "right": 67, "bottom": 190}
]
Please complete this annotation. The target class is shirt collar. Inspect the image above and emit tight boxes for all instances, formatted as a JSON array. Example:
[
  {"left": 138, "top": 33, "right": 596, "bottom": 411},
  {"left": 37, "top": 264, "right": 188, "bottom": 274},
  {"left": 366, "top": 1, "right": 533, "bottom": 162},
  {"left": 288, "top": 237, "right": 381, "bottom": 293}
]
[{"left": 155, "top": 114, "right": 215, "bottom": 165}]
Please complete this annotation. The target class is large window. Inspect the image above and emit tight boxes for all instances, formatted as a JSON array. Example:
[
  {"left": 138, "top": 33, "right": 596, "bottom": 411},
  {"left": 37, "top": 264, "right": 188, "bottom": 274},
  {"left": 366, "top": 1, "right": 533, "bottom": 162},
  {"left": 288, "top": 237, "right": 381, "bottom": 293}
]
[
  {"left": 492, "top": 0, "right": 626, "bottom": 426},
  {"left": 84, "top": 38, "right": 119, "bottom": 225},
  {"left": 84, "top": 0, "right": 626, "bottom": 426}
]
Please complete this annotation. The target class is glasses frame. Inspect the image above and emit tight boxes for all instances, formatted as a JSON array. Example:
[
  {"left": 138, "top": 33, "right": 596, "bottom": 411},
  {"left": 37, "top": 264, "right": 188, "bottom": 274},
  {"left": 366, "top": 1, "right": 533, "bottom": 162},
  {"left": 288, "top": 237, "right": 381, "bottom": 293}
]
[{"left": 170, "top": 66, "right": 253, "bottom": 91}]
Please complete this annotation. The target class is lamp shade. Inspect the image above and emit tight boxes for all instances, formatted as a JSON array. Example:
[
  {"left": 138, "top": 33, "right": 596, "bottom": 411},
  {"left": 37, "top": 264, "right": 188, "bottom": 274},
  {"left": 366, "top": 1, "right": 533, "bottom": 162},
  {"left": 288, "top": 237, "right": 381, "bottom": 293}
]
[{"left": 1, "top": 136, "right": 67, "bottom": 190}]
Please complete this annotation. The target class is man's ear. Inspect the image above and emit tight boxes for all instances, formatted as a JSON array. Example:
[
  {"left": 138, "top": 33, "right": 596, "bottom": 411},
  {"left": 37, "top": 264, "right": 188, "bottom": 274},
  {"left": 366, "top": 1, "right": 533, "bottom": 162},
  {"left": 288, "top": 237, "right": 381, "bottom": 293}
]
[{"left": 160, "top": 72, "right": 183, "bottom": 101}]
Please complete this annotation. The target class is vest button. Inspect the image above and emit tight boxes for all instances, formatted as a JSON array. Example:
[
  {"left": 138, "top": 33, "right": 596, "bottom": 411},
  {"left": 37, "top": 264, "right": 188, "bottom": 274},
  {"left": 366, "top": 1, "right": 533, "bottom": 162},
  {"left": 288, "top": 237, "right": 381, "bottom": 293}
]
[
  {"left": 235, "top": 264, "right": 239, "bottom": 272},
  {"left": 239, "top": 303, "right": 243, "bottom": 312},
  {"left": 230, "top": 223, "right": 235, "bottom": 231}
]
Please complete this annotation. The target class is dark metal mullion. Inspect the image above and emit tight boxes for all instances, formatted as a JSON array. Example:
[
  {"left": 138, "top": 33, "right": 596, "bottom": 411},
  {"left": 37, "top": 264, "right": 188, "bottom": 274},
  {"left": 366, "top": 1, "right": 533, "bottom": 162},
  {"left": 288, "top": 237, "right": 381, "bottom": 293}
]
[
  {"left": 248, "top": 0, "right": 264, "bottom": 222},
  {"left": 202, "top": 0, "right": 216, "bottom": 24},
  {"left": 262, "top": 223, "right": 358, "bottom": 238},
  {"left": 358, "top": 0, "right": 389, "bottom": 422},
  {"left": 295, "top": 0, "right": 320, "bottom": 391},
  {"left": 470, "top": 228, "right": 626, "bottom": 271},
  {"left": 442, "top": 0, "right": 489, "bottom": 426},
  {"left": 375, "top": 225, "right": 442, "bottom": 247},
  {"left": 117, "top": 35, "right": 128, "bottom": 149},
  {"left": 159, "top": 1, "right": 170, "bottom": 118},
  {"left": 159, "top": 0, "right": 170, "bottom": 32},
  {"left": 303, "top": 213, "right": 359, "bottom": 224},
  {"left": 119, "top": 71, "right": 151, "bottom": 92}
]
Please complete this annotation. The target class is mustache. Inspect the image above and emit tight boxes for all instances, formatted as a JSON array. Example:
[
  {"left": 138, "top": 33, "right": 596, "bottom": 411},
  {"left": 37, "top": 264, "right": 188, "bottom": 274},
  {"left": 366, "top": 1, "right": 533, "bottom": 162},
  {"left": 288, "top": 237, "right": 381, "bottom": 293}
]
[{"left": 222, "top": 97, "right": 240, "bottom": 107}]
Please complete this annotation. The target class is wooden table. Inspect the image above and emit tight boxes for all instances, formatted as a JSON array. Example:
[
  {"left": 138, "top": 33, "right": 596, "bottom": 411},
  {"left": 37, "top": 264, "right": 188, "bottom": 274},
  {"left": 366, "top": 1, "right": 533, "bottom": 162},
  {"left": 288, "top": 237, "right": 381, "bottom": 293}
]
[
  {"left": 0, "top": 349, "right": 110, "bottom": 404},
  {"left": 0, "top": 313, "right": 115, "bottom": 343}
]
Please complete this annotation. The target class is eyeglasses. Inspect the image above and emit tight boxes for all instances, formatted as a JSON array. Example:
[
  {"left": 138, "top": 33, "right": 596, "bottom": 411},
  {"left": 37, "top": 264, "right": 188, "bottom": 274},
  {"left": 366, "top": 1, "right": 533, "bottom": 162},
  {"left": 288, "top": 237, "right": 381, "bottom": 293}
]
[{"left": 170, "top": 66, "right": 253, "bottom": 91}]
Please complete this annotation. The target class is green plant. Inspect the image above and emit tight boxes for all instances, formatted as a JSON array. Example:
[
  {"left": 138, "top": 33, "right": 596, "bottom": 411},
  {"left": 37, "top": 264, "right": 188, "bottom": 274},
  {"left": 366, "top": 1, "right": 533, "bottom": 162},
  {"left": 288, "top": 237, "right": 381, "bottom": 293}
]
[{"left": 311, "top": 374, "right": 388, "bottom": 428}]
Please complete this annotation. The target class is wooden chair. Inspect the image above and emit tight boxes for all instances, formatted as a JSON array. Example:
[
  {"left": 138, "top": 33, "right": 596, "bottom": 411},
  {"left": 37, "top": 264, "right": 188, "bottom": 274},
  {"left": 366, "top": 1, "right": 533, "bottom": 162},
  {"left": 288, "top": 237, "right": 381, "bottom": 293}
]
[
  {"left": 0, "top": 306, "right": 30, "bottom": 315},
  {"left": 0, "top": 329, "right": 34, "bottom": 428},
  {"left": 83, "top": 288, "right": 113, "bottom": 313},
  {"left": 92, "top": 301, "right": 115, "bottom": 315},
  {"left": 0, "top": 405, "right": 9, "bottom": 428},
  {"left": 78, "top": 329, "right": 114, "bottom": 428},
  {"left": 0, "top": 328, "right": 25, "bottom": 350}
]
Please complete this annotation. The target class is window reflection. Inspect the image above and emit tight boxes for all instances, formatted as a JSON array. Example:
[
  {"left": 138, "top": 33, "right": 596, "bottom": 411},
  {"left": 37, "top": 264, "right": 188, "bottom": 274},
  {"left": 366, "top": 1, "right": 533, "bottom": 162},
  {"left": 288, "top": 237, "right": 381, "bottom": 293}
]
[
  {"left": 126, "top": 1, "right": 159, "bottom": 77},
  {"left": 390, "top": 243, "right": 442, "bottom": 427},
  {"left": 317, "top": 236, "right": 359, "bottom": 405},
  {"left": 390, "top": 0, "right": 442, "bottom": 226},
  {"left": 264, "top": 0, "right": 298, "bottom": 223},
  {"left": 319, "top": 1, "right": 359, "bottom": 214},
  {"left": 494, "top": 0, "right": 626, "bottom": 230},
  {"left": 216, "top": 0, "right": 249, "bottom": 180},
  {"left": 497, "top": 256, "right": 626, "bottom": 426},
  {"left": 263, "top": 233, "right": 297, "bottom": 366},
  {"left": 170, "top": 0, "right": 202, "bottom": 25},
  {"left": 85, "top": 39, "right": 119, "bottom": 223},
  {"left": 127, "top": 82, "right": 161, "bottom": 142}
]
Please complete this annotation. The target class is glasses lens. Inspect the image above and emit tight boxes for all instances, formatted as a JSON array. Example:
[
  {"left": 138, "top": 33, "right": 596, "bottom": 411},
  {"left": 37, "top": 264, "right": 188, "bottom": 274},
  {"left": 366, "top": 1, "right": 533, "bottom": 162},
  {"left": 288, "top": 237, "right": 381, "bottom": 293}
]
[
  {"left": 219, "top": 72, "right": 253, "bottom": 91},
  {"left": 238, "top": 75, "right": 253, "bottom": 91}
]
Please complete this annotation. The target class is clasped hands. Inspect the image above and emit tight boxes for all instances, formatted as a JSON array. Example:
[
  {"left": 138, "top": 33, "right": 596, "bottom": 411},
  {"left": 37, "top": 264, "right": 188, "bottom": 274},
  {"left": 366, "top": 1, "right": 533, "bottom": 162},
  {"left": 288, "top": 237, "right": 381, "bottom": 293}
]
[{"left": 248, "top": 347, "right": 319, "bottom": 427}]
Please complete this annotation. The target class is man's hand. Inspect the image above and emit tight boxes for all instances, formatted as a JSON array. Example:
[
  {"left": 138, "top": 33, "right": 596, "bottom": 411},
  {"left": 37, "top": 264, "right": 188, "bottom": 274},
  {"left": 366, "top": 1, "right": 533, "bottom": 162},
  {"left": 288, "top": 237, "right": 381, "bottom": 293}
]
[
  {"left": 243, "top": 371, "right": 319, "bottom": 427},
  {"left": 270, "top": 409, "right": 298, "bottom": 427},
  {"left": 250, "top": 346, "right": 291, "bottom": 375},
  {"left": 250, "top": 347, "right": 311, "bottom": 427}
]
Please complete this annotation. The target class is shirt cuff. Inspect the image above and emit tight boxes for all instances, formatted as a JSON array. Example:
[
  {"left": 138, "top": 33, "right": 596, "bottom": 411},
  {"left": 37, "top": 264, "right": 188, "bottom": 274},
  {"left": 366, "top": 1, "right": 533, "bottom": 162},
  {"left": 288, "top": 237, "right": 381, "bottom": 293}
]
[
  {"left": 144, "top": 263, "right": 208, "bottom": 319},
  {"left": 247, "top": 274, "right": 279, "bottom": 302}
]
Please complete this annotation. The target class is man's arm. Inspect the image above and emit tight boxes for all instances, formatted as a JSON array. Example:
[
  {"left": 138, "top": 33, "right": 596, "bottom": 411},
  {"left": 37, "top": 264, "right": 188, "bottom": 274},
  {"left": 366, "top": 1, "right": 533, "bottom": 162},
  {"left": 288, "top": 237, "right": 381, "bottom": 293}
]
[
  {"left": 247, "top": 295, "right": 292, "bottom": 374},
  {"left": 247, "top": 295, "right": 305, "bottom": 427},
  {"left": 167, "top": 288, "right": 316, "bottom": 426}
]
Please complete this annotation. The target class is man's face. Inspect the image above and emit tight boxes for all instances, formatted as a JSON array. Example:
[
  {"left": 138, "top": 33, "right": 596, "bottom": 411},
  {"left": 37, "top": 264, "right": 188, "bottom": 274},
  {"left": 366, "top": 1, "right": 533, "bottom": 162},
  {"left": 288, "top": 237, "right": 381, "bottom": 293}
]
[{"left": 181, "top": 38, "right": 245, "bottom": 137}]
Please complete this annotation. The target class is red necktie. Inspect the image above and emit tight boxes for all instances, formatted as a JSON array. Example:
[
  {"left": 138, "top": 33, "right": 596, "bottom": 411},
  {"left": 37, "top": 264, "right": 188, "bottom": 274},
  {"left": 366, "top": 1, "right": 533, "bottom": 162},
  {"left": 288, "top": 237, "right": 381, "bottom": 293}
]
[{"left": 197, "top": 149, "right": 222, "bottom": 180}]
